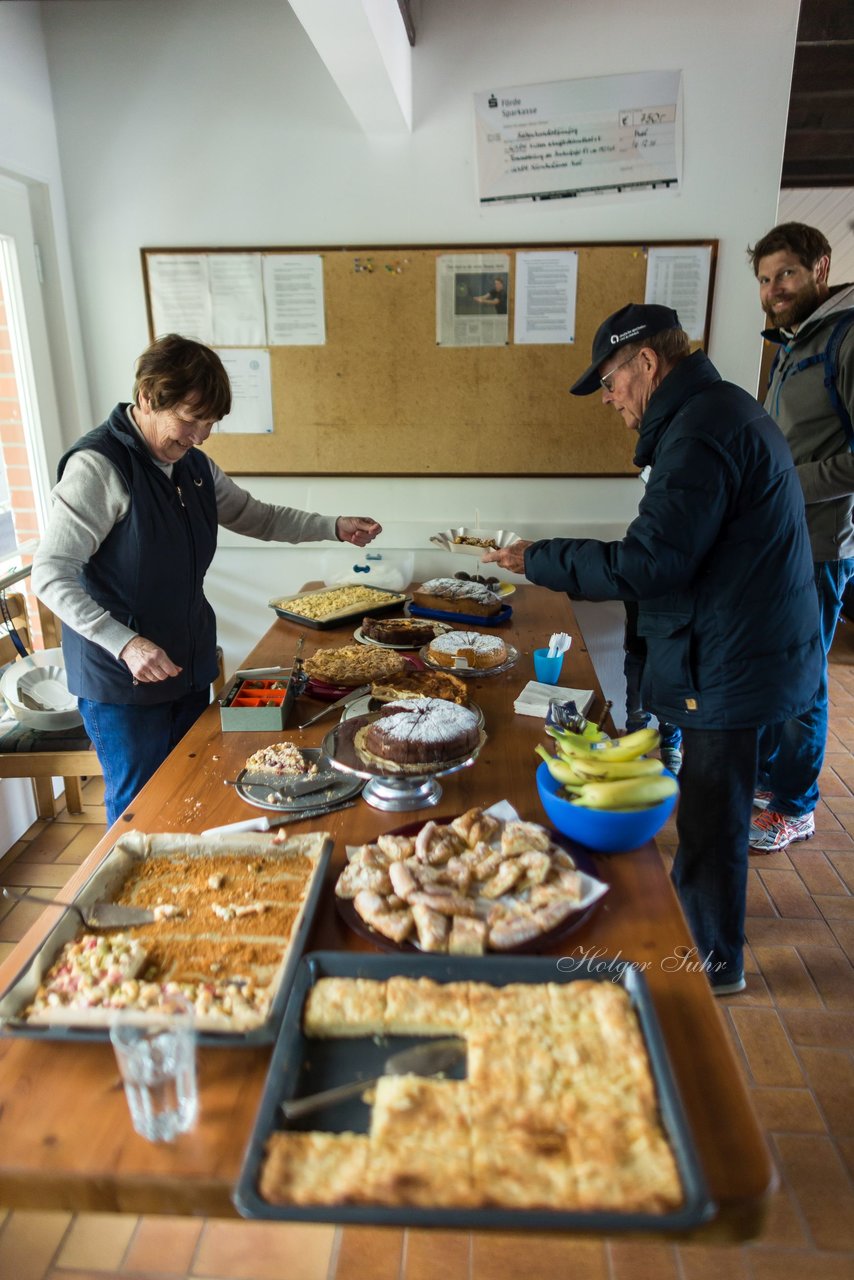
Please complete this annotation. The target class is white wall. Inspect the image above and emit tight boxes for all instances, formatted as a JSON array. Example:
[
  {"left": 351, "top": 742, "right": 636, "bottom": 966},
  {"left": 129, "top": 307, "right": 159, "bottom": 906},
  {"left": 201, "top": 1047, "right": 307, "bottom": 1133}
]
[
  {"left": 24, "top": 0, "right": 799, "bottom": 673},
  {"left": 0, "top": 2, "right": 90, "bottom": 457}
]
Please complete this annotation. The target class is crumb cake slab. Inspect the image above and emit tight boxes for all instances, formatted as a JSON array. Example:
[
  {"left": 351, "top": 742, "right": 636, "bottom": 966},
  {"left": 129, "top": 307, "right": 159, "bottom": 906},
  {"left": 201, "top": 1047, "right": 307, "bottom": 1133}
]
[
  {"left": 269, "top": 585, "right": 408, "bottom": 630},
  {"left": 0, "top": 831, "right": 333, "bottom": 1045},
  {"left": 234, "top": 951, "right": 714, "bottom": 1233}
]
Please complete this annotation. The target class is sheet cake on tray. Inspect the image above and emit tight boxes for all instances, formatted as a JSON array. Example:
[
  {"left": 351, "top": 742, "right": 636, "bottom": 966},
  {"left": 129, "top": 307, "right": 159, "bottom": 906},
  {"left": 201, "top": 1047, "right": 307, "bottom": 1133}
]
[{"left": 0, "top": 830, "right": 332, "bottom": 1040}]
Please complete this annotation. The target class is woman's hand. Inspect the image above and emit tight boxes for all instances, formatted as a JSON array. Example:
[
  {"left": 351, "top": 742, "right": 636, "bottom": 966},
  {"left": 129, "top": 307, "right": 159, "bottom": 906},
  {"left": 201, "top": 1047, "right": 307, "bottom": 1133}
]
[
  {"left": 336, "top": 516, "right": 383, "bottom": 547},
  {"left": 120, "top": 635, "right": 182, "bottom": 683}
]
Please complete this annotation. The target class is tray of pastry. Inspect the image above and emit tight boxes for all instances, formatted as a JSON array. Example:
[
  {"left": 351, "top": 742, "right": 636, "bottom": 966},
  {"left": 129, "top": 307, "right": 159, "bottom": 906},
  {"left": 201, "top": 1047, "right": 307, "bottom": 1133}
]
[
  {"left": 0, "top": 830, "right": 333, "bottom": 1046},
  {"left": 233, "top": 951, "right": 715, "bottom": 1231},
  {"left": 333, "top": 809, "right": 605, "bottom": 954},
  {"left": 270, "top": 586, "right": 408, "bottom": 629}
]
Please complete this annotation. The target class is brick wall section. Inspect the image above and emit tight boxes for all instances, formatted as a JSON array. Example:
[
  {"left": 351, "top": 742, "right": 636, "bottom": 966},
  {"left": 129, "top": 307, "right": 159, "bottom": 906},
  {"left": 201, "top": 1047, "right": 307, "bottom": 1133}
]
[{"left": 0, "top": 281, "right": 44, "bottom": 645}]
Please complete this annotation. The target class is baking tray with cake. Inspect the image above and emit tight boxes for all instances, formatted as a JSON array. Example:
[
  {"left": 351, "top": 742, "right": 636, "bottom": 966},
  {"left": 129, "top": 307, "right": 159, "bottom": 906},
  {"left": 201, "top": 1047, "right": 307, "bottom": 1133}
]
[
  {"left": 333, "top": 811, "right": 607, "bottom": 956},
  {"left": 0, "top": 830, "right": 334, "bottom": 1046},
  {"left": 408, "top": 600, "right": 513, "bottom": 626},
  {"left": 269, "top": 585, "right": 408, "bottom": 630},
  {"left": 407, "top": 577, "right": 513, "bottom": 629},
  {"left": 233, "top": 950, "right": 714, "bottom": 1232}
]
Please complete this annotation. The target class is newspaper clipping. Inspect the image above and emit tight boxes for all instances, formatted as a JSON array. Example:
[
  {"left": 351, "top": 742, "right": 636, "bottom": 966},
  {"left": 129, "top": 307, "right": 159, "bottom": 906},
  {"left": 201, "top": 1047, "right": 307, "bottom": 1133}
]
[{"left": 436, "top": 253, "right": 510, "bottom": 347}]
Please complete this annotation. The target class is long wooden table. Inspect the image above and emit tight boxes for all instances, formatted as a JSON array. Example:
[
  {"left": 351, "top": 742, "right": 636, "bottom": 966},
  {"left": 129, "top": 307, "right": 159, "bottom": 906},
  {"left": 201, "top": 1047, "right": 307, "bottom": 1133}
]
[{"left": 0, "top": 586, "right": 773, "bottom": 1238}]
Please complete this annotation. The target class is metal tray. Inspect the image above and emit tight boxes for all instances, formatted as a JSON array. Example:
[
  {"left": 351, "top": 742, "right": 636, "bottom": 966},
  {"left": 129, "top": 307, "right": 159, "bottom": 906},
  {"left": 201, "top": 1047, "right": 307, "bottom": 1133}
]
[
  {"left": 233, "top": 951, "right": 715, "bottom": 1232},
  {"left": 0, "top": 831, "right": 333, "bottom": 1047},
  {"left": 270, "top": 586, "right": 408, "bottom": 630}
]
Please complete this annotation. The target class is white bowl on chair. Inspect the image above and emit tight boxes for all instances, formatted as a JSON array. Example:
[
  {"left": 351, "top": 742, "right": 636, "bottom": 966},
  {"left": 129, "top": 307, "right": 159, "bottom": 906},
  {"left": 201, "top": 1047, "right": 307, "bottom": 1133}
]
[{"left": 0, "top": 648, "right": 83, "bottom": 731}]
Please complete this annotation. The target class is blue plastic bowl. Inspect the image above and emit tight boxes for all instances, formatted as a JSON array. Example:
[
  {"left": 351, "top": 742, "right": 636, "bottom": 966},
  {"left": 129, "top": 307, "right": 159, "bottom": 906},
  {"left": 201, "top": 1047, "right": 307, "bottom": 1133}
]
[{"left": 535, "top": 761, "right": 678, "bottom": 854}]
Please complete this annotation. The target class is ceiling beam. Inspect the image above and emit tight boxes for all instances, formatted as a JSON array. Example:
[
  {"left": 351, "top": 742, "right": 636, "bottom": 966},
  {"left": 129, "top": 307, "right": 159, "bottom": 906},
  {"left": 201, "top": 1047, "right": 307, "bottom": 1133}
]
[{"left": 289, "top": 0, "right": 413, "bottom": 134}]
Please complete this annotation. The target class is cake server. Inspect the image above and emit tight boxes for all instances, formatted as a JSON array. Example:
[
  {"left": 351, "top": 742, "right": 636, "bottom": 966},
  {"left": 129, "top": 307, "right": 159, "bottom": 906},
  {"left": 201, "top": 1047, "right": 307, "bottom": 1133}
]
[
  {"left": 1, "top": 885, "right": 157, "bottom": 929},
  {"left": 281, "top": 1037, "right": 466, "bottom": 1119},
  {"left": 224, "top": 770, "right": 338, "bottom": 800},
  {"left": 298, "top": 684, "right": 371, "bottom": 729},
  {"left": 201, "top": 797, "right": 358, "bottom": 837}
]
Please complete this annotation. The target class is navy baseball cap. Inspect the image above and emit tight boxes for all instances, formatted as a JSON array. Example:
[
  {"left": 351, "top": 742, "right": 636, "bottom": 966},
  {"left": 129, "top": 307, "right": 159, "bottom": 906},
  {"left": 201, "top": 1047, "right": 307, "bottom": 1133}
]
[{"left": 570, "top": 303, "right": 681, "bottom": 396}]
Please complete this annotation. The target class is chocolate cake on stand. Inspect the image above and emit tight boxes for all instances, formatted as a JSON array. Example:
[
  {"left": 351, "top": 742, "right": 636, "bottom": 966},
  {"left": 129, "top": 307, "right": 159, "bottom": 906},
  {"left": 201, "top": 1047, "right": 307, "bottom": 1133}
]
[{"left": 321, "top": 697, "right": 486, "bottom": 812}]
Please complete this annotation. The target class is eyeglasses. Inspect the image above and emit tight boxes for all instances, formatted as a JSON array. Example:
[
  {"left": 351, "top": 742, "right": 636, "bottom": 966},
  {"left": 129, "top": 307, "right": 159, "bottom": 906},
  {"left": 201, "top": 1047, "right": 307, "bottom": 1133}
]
[{"left": 599, "top": 351, "right": 639, "bottom": 392}]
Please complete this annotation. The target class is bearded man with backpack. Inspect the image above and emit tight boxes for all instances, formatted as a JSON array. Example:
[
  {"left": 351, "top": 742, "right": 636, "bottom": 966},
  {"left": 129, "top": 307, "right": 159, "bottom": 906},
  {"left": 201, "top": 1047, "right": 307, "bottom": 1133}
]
[{"left": 747, "top": 221, "right": 854, "bottom": 853}]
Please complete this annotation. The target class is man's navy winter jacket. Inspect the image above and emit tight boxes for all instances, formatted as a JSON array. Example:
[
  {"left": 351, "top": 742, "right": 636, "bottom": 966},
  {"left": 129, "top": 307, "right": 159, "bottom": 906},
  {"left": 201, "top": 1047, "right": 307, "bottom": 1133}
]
[{"left": 525, "top": 351, "right": 821, "bottom": 729}]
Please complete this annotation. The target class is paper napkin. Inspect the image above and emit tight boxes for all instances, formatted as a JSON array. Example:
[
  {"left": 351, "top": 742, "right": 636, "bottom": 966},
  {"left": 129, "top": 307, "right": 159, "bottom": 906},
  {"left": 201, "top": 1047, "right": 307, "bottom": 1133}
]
[{"left": 514, "top": 681, "right": 594, "bottom": 719}]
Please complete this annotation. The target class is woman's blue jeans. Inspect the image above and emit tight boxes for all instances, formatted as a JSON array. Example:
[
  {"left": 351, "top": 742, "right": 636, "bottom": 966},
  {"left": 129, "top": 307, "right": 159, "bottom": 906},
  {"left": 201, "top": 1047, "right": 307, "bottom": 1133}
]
[
  {"left": 671, "top": 725, "right": 758, "bottom": 988},
  {"left": 757, "top": 557, "right": 854, "bottom": 817},
  {"left": 79, "top": 690, "right": 211, "bottom": 828}
]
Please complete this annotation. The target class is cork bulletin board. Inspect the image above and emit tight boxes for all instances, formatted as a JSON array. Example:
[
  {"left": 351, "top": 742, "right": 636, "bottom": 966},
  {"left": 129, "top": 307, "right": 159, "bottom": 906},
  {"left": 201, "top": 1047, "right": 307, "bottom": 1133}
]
[{"left": 141, "top": 242, "right": 717, "bottom": 477}]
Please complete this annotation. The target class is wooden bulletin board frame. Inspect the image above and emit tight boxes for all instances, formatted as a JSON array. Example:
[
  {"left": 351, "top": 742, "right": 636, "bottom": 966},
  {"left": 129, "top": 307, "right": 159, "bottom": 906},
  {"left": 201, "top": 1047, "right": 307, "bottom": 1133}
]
[{"left": 141, "top": 241, "right": 717, "bottom": 477}]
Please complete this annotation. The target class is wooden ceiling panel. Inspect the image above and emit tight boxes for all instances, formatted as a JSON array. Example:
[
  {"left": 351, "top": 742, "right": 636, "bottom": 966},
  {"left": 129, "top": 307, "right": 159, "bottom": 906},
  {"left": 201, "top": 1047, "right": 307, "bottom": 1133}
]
[{"left": 783, "top": 0, "right": 854, "bottom": 187}]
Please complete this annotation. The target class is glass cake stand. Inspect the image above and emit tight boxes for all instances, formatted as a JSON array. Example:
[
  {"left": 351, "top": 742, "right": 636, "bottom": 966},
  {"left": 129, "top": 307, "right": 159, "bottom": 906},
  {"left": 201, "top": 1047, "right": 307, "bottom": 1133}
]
[{"left": 321, "top": 712, "right": 486, "bottom": 812}]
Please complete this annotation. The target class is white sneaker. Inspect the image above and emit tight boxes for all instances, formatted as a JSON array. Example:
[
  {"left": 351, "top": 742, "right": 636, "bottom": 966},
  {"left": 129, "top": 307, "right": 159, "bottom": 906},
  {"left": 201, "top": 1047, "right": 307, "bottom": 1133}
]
[
  {"left": 749, "top": 809, "right": 815, "bottom": 853},
  {"left": 753, "top": 789, "right": 774, "bottom": 810},
  {"left": 712, "top": 976, "right": 747, "bottom": 996}
]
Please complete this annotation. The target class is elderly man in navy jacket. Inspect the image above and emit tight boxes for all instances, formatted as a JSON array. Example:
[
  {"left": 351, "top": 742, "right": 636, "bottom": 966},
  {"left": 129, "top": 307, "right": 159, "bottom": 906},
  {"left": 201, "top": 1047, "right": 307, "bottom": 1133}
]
[{"left": 485, "top": 304, "right": 820, "bottom": 995}]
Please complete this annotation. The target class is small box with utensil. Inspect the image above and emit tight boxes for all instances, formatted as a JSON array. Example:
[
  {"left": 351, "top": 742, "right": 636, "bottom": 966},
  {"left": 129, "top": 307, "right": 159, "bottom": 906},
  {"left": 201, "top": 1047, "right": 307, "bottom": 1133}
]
[{"left": 219, "top": 674, "right": 295, "bottom": 731}]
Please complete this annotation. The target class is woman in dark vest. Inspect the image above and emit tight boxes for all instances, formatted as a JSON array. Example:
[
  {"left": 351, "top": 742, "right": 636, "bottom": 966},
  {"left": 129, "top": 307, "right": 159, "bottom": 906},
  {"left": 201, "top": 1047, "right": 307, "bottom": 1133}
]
[{"left": 32, "top": 334, "right": 381, "bottom": 826}]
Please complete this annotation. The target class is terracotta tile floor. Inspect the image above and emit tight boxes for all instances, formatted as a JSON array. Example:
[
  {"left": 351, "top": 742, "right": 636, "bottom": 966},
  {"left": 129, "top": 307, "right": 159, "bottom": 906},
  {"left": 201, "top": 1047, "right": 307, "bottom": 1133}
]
[{"left": 1, "top": 622, "right": 852, "bottom": 1279}]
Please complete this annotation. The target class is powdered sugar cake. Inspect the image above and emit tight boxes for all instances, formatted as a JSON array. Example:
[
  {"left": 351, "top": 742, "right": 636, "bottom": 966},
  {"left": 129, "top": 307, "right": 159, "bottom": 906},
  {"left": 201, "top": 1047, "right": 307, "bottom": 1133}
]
[
  {"left": 426, "top": 630, "right": 508, "bottom": 670},
  {"left": 359, "top": 698, "right": 480, "bottom": 766},
  {"left": 411, "top": 577, "right": 502, "bottom": 617}
]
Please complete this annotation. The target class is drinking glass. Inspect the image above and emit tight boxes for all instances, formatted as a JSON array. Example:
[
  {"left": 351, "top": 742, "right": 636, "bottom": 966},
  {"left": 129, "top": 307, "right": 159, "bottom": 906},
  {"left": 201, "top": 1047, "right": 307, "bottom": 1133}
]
[{"left": 110, "top": 993, "right": 198, "bottom": 1142}]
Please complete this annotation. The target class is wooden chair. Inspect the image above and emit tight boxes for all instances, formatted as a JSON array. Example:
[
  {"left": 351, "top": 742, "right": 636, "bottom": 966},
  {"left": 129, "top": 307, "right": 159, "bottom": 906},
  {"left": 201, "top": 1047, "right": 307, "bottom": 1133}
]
[
  {"left": 0, "top": 592, "right": 101, "bottom": 818},
  {"left": 0, "top": 592, "right": 226, "bottom": 820}
]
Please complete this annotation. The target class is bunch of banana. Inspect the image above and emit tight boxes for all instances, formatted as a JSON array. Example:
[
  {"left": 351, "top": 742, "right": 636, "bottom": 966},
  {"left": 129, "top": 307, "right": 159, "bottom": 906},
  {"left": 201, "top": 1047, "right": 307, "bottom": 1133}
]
[{"left": 536, "top": 726, "right": 679, "bottom": 811}]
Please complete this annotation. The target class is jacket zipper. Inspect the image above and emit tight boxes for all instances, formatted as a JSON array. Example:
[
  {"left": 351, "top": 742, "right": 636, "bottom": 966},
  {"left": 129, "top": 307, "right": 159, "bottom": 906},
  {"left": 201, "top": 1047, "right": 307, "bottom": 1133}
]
[{"left": 175, "top": 480, "right": 199, "bottom": 689}]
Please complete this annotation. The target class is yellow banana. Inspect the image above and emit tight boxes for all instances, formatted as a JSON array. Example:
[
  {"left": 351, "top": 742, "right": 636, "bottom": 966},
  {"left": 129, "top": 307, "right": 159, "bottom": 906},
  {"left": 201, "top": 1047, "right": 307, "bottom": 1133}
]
[
  {"left": 554, "top": 728, "right": 660, "bottom": 764},
  {"left": 534, "top": 744, "right": 587, "bottom": 788},
  {"left": 545, "top": 725, "right": 608, "bottom": 753},
  {"left": 571, "top": 774, "right": 678, "bottom": 811},
  {"left": 570, "top": 756, "right": 665, "bottom": 781}
]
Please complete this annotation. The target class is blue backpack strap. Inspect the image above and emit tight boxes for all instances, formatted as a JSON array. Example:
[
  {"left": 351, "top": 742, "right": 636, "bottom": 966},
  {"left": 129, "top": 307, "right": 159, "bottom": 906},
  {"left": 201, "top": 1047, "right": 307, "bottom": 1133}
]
[
  {"left": 768, "top": 309, "right": 854, "bottom": 449},
  {"left": 823, "top": 310, "right": 854, "bottom": 448}
]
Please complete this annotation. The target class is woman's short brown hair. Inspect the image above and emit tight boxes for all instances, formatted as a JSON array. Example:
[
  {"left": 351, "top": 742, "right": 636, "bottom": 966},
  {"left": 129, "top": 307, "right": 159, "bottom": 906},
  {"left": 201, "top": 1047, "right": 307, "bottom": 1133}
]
[{"left": 133, "top": 334, "right": 232, "bottom": 420}]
